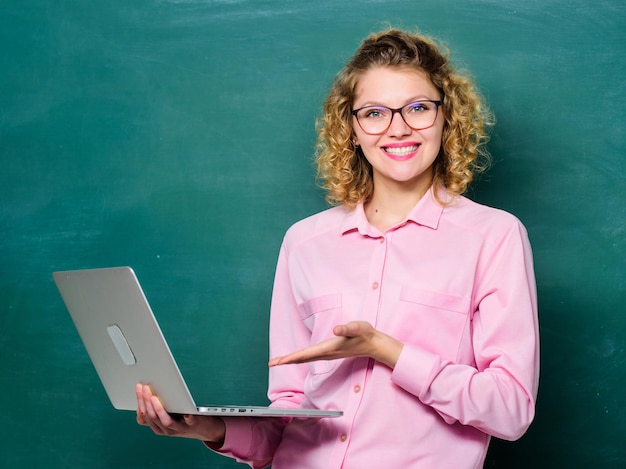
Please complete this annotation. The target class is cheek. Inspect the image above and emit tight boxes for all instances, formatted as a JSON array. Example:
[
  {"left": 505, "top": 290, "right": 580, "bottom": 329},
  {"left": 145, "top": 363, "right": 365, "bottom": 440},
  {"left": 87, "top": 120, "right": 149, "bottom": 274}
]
[
  {"left": 425, "top": 124, "right": 444, "bottom": 148},
  {"left": 355, "top": 139, "right": 379, "bottom": 164},
  {"left": 353, "top": 125, "right": 380, "bottom": 148}
]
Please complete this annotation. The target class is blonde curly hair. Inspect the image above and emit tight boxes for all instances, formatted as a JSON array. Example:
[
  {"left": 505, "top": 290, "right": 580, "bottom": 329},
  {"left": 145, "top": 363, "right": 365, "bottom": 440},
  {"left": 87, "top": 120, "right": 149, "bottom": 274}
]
[{"left": 315, "top": 29, "right": 494, "bottom": 208}]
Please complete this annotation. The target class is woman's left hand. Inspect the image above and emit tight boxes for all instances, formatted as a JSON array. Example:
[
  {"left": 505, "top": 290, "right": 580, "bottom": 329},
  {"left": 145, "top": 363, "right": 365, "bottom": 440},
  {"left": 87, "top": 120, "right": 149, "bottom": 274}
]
[{"left": 268, "top": 321, "right": 403, "bottom": 369}]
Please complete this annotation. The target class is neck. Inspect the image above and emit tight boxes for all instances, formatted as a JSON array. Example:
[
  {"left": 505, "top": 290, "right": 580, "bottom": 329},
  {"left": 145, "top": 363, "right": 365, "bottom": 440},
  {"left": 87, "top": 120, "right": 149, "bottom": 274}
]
[{"left": 364, "top": 180, "right": 432, "bottom": 232}]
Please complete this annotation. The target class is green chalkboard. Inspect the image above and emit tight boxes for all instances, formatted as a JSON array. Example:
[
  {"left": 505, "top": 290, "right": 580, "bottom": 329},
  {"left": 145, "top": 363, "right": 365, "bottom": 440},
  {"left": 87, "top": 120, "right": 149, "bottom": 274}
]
[{"left": 1, "top": 1, "right": 625, "bottom": 467}]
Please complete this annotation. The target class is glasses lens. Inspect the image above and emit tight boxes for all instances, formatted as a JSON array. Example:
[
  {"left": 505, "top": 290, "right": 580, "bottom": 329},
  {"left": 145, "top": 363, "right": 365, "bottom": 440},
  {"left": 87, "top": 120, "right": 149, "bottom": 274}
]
[
  {"left": 355, "top": 101, "right": 438, "bottom": 134},
  {"left": 402, "top": 101, "right": 438, "bottom": 130},
  {"left": 355, "top": 106, "right": 392, "bottom": 134}
]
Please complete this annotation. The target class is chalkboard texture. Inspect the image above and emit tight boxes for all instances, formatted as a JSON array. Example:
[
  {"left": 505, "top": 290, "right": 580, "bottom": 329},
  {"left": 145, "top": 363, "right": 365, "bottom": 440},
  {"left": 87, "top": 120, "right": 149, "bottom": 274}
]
[{"left": 1, "top": 1, "right": 625, "bottom": 467}]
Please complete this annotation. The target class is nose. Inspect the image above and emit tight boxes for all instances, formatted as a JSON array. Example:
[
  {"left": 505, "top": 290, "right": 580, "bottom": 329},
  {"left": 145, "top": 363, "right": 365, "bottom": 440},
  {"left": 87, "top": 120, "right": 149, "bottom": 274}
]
[{"left": 386, "top": 109, "right": 412, "bottom": 137}]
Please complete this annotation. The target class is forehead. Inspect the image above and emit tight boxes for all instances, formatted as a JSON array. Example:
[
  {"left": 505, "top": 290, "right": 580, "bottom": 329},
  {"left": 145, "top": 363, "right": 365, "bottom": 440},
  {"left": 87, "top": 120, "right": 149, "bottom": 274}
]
[{"left": 353, "top": 66, "right": 439, "bottom": 106}]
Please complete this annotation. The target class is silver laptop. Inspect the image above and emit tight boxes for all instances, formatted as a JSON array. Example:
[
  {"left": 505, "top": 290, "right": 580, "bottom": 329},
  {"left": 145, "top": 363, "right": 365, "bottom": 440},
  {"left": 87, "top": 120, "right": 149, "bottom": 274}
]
[{"left": 53, "top": 266, "right": 342, "bottom": 419}]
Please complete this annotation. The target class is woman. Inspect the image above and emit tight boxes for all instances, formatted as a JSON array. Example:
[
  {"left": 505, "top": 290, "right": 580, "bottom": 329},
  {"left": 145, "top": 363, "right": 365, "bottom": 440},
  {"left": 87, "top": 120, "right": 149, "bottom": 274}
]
[{"left": 137, "top": 29, "right": 539, "bottom": 468}]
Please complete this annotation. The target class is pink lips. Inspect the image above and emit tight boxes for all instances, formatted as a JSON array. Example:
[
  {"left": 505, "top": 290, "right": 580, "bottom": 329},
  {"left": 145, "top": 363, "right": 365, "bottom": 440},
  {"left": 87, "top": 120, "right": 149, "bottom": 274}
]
[{"left": 381, "top": 143, "right": 421, "bottom": 161}]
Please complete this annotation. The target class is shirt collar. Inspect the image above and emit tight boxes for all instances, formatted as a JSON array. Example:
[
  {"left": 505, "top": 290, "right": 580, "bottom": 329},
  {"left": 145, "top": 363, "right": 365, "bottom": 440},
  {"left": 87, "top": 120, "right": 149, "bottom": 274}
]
[{"left": 340, "top": 185, "right": 446, "bottom": 236}]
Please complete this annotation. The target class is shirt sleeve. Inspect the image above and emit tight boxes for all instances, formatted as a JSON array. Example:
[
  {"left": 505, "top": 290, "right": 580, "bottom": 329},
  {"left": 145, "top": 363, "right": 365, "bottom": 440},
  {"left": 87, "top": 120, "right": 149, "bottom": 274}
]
[
  {"left": 391, "top": 217, "right": 539, "bottom": 441},
  {"left": 205, "top": 416, "right": 289, "bottom": 468}
]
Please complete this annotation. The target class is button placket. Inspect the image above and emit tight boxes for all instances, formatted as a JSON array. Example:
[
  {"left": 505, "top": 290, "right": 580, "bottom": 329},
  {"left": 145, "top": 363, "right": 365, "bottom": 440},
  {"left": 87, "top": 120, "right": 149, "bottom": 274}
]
[{"left": 365, "top": 233, "right": 389, "bottom": 330}]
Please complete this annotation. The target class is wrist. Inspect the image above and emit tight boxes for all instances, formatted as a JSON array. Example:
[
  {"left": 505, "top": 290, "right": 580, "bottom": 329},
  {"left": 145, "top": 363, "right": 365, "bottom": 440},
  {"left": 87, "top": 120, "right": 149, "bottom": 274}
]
[
  {"left": 201, "top": 417, "right": 226, "bottom": 446},
  {"left": 373, "top": 331, "right": 403, "bottom": 369},
  {"left": 211, "top": 418, "right": 226, "bottom": 444}
]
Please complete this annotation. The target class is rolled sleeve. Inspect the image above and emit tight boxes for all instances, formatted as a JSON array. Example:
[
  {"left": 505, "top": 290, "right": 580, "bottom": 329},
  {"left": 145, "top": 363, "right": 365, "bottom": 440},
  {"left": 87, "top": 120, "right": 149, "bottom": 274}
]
[
  {"left": 392, "top": 345, "right": 441, "bottom": 401},
  {"left": 206, "top": 417, "right": 287, "bottom": 469}
]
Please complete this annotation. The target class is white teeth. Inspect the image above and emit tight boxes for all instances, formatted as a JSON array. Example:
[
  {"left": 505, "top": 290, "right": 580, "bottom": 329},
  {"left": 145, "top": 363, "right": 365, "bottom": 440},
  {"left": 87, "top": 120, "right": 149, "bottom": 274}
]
[{"left": 384, "top": 145, "right": 419, "bottom": 156}]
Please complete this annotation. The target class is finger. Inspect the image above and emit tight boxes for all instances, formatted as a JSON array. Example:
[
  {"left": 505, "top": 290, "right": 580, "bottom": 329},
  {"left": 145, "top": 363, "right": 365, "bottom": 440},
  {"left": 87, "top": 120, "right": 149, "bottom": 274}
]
[
  {"left": 142, "top": 389, "right": 175, "bottom": 435},
  {"left": 335, "top": 321, "right": 371, "bottom": 337},
  {"left": 269, "top": 344, "right": 325, "bottom": 366},
  {"left": 136, "top": 383, "right": 148, "bottom": 424},
  {"left": 151, "top": 394, "right": 175, "bottom": 427},
  {"left": 269, "top": 350, "right": 311, "bottom": 366},
  {"left": 142, "top": 385, "right": 156, "bottom": 419},
  {"left": 270, "top": 338, "right": 344, "bottom": 366},
  {"left": 135, "top": 385, "right": 170, "bottom": 435},
  {"left": 145, "top": 417, "right": 168, "bottom": 436},
  {"left": 269, "top": 354, "right": 296, "bottom": 367}
]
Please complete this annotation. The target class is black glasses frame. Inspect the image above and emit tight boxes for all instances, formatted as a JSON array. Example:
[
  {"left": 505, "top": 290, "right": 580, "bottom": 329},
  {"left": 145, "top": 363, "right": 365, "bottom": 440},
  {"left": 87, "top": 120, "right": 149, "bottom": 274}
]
[{"left": 351, "top": 100, "right": 444, "bottom": 135}]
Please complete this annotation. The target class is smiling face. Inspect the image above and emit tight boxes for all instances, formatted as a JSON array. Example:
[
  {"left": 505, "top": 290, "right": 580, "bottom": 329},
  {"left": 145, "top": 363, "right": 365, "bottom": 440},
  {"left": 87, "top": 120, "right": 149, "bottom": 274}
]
[{"left": 352, "top": 66, "right": 444, "bottom": 197}]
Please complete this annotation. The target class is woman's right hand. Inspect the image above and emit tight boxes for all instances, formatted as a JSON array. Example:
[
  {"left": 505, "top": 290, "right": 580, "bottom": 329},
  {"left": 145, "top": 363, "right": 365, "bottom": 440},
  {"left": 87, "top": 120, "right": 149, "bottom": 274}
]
[{"left": 136, "top": 383, "right": 226, "bottom": 446}]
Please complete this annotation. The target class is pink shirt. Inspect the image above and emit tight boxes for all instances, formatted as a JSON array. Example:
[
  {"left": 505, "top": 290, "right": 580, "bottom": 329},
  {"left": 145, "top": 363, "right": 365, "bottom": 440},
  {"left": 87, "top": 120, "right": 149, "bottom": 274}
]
[{"left": 214, "top": 187, "right": 539, "bottom": 468}]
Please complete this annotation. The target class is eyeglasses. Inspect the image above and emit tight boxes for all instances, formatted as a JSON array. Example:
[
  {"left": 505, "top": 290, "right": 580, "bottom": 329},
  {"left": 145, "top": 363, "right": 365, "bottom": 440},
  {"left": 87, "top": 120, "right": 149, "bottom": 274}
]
[{"left": 351, "top": 100, "right": 443, "bottom": 135}]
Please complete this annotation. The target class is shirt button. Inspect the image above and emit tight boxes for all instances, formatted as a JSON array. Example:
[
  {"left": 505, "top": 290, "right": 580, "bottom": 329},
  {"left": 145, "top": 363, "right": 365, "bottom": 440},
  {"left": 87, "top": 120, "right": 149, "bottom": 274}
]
[
  {"left": 371, "top": 282, "right": 379, "bottom": 290},
  {"left": 353, "top": 385, "right": 361, "bottom": 393},
  {"left": 379, "top": 237, "right": 385, "bottom": 244},
  {"left": 340, "top": 433, "right": 348, "bottom": 442}
]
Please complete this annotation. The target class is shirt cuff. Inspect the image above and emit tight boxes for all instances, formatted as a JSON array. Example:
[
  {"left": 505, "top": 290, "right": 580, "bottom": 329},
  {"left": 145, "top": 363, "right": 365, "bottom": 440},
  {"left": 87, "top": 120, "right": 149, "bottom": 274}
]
[
  {"left": 204, "top": 417, "right": 253, "bottom": 457},
  {"left": 391, "top": 344, "right": 440, "bottom": 400}
]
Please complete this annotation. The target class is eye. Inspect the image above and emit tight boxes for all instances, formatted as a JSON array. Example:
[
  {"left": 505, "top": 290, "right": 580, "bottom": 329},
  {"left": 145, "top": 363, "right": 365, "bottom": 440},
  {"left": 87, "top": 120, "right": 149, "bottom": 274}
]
[
  {"left": 360, "top": 107, "right": 389, "bottom": 119},
  {"left": 405, "top": 102, "right": 431, "bottom": 113}
]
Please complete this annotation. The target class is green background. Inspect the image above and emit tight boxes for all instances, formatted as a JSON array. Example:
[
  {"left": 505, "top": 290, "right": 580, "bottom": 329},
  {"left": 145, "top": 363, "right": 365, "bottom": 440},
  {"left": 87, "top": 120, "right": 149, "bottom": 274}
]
[{"left": 1, "top": 0, "right": 625, "bottom": 467}]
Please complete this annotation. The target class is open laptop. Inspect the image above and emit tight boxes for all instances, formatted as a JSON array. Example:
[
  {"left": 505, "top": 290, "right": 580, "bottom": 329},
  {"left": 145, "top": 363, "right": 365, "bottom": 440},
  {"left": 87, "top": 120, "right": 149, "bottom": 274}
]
[{"left": 53, "top": 266, "right": 342, "bottom": 419}]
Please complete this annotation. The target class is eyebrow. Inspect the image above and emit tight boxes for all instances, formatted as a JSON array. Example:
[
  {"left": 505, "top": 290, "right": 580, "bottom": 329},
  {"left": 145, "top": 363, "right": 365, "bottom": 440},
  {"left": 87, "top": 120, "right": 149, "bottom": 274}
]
[{"left": 354, "top": 95, "right": 440, "bottom": 108}]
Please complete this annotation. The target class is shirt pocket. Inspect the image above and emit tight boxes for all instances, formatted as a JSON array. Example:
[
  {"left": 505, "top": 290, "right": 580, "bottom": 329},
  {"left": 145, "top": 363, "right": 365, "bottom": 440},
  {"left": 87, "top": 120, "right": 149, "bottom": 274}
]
[
  {"left": 396, "top": 287, "right": 471, "bottom": 361},
  {"left": 297, "top": 293, "right": 342, "bottom": 376}
]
